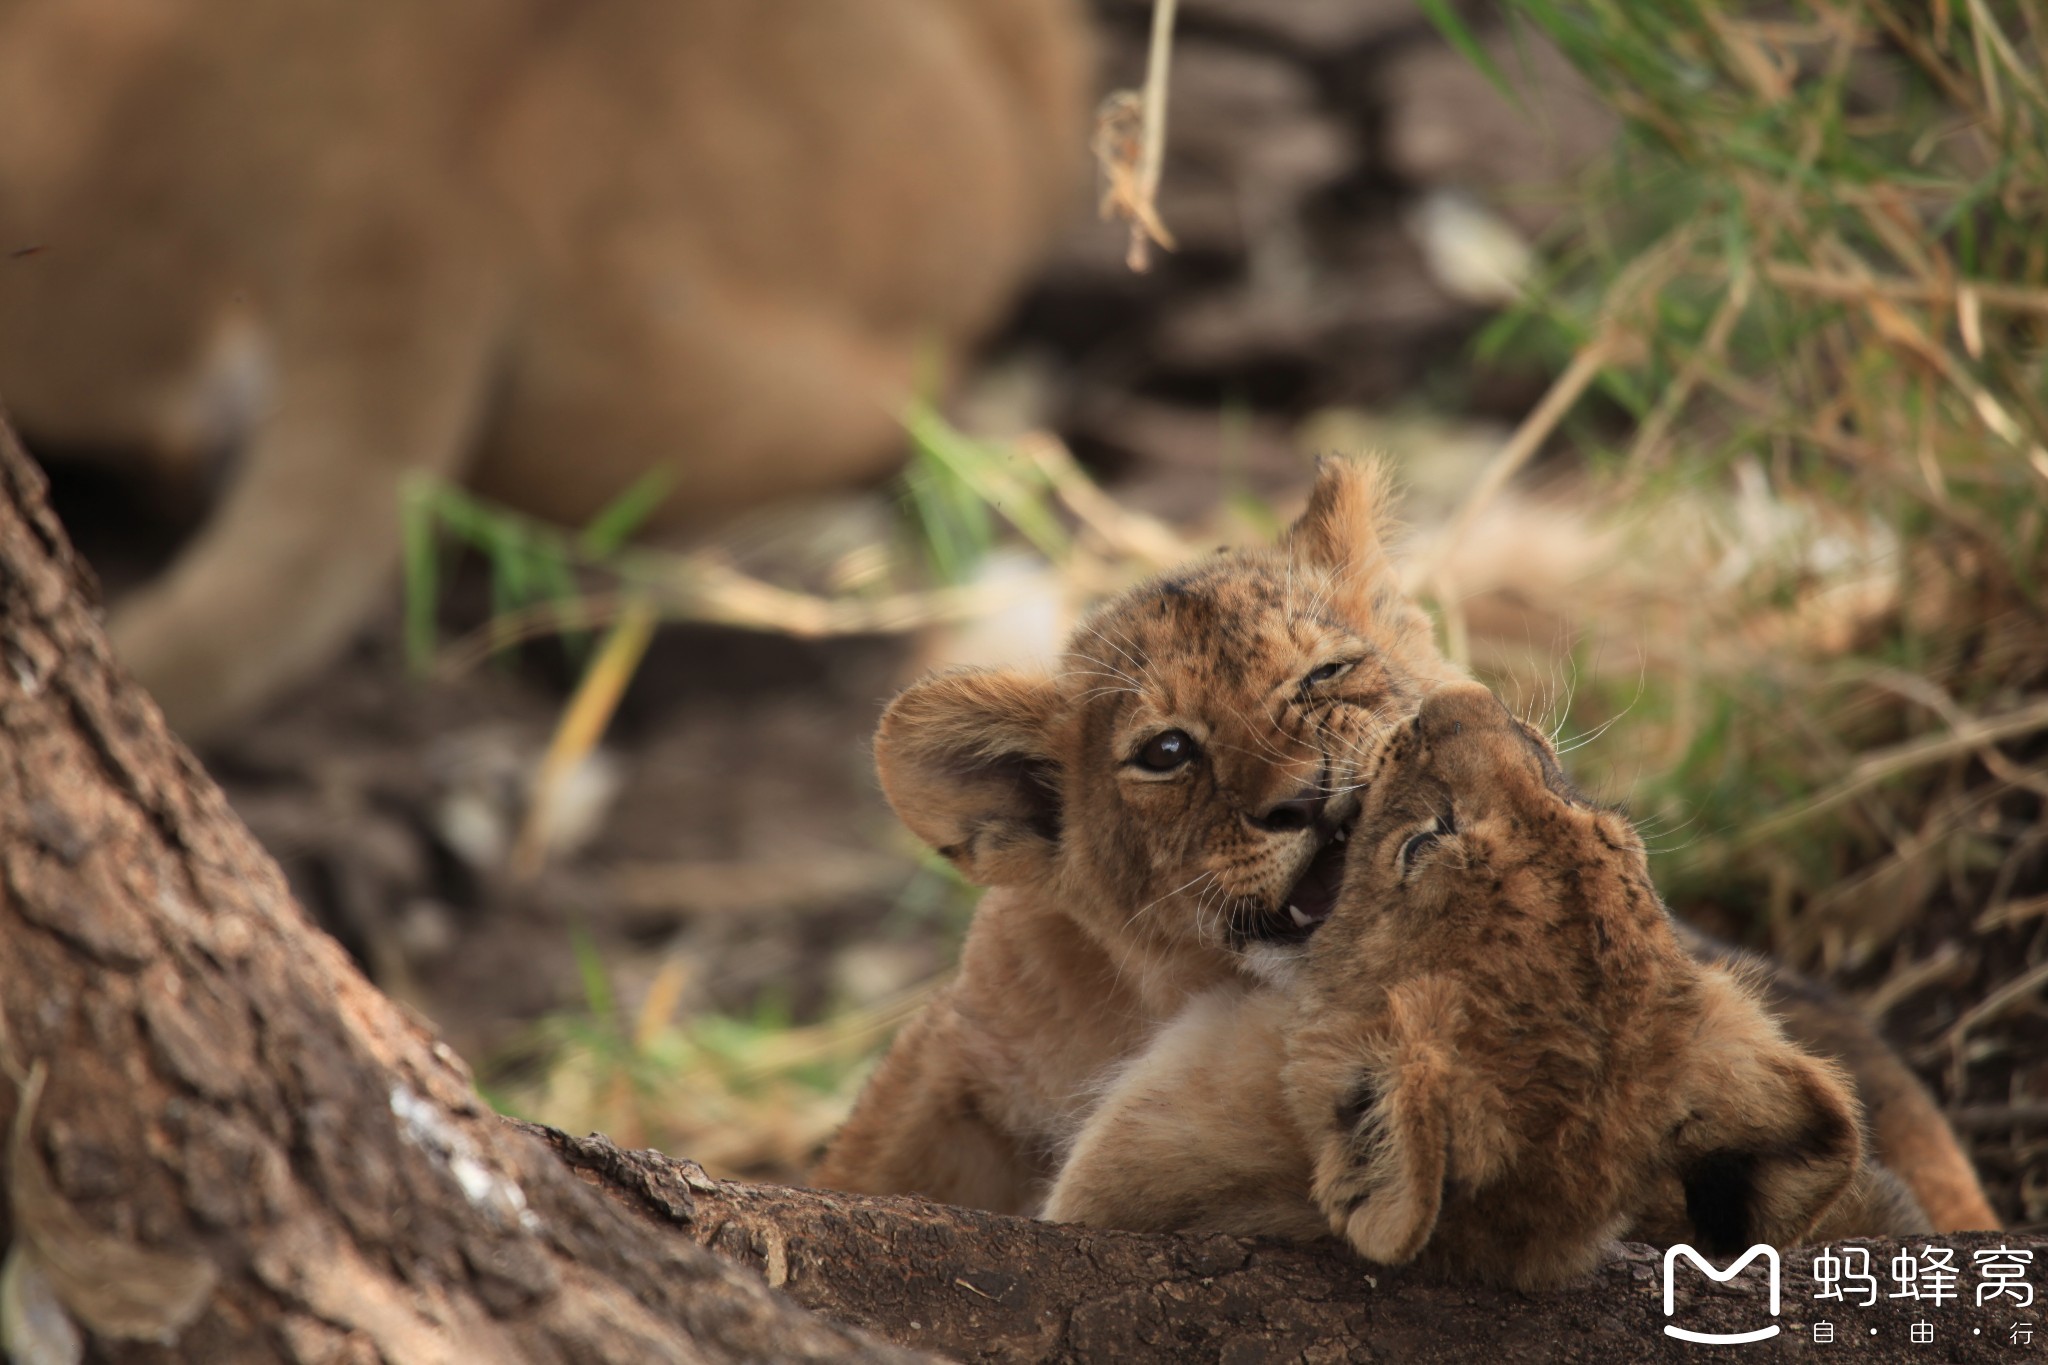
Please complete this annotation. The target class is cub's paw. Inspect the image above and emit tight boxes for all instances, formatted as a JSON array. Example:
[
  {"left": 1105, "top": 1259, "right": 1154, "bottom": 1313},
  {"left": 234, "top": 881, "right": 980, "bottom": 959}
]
[{"left": 1312, "top": 1066, "right": 1448, "bottom": 1267}]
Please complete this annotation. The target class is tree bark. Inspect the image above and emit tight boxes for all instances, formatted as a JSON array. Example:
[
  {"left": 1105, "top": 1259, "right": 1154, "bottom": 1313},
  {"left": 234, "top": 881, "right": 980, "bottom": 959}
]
[
  {"left": 0, "top": 410, "right": 915, "bottom": 1364},
  {"left": 1, "top": 408, "right": 2039, "bottom": 1365}
]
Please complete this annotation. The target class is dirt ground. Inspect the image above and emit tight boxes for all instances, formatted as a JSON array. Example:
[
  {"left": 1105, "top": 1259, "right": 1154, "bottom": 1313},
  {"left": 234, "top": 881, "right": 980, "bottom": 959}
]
[{"left": 34, "top": 0, "right": 2045, "bottom": 1227}]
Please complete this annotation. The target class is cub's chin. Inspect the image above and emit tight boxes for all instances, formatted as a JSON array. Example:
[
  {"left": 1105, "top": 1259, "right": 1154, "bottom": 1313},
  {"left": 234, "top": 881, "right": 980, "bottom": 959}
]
[{"left": 1237, "top": 941, "right": 1312, "bottom": 989}]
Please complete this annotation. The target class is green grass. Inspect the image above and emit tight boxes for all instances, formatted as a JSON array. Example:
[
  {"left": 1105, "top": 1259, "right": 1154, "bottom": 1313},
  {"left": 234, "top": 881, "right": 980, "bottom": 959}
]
[
  {"left": 401, "top": 468, "right": 673, "bottom": 672},
  {"left": 1451, "top": 0, "right": 2048, "bottom": 967}
]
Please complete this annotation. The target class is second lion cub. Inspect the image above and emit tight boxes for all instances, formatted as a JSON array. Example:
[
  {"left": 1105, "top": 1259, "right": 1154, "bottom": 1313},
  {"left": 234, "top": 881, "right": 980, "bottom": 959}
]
[{"left": 1045, "top": 682, "right": 1927, "bottom": 1287}]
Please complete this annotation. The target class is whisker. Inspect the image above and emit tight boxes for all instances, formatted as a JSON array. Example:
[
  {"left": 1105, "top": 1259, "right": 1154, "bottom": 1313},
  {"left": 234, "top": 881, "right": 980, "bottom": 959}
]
[
  {"left": 1123, "top": 869, "right": 1213, "bottom": 936},
  {"left": 1087, "top": 624, "right": 1152, "bottom": 681},
  {"left": 1064, "top": 652, "right": 1143, "bottom": 690},
  {"left": 1555, "top": 657, "right": 1648, "bottom": 756}
]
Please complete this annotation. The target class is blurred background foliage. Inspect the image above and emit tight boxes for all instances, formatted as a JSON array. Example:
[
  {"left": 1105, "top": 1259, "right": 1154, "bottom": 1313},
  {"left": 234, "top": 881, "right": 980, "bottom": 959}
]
[
  {"left": 1432, "top": 0, "right": 2048, "bottom": 1227},
  {"left": 1451, "top": 0, "right": 2048, "bottom": 1144}
]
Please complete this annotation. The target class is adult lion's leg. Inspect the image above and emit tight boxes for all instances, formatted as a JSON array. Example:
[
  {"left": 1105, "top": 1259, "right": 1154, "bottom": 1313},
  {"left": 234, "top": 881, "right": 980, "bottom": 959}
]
[
  {"left": 813, "top": 996, "right": 1044, "bottom": 1215},
  {"left": 109, "top": 213, "right": 503, "bottom": 741}
]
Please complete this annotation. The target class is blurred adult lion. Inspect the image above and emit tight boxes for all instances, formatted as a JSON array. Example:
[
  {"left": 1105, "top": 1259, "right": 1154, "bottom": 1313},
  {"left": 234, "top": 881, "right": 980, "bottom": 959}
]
[{"left": 0, "top": 0, "right": 1089, "bottom": 737}]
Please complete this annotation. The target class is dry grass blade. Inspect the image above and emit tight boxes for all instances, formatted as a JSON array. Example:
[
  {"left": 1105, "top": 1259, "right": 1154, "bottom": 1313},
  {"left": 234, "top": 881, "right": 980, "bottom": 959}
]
[
  {"left": 1942, "top": 958, "right": 2048, "bottom": 1059},
  {"left": 1976, "top": 894, "right": 2048, "bottom": 934},
  {"left": 634, "top": 957, "right": 694, "bottom": 1054},
  {"left": 1859, "top": 941, "right": 1973, "bottom": 1019},
  {"left": 1946, "top": 1103, "right": 2048, "bottom": 1134},
  {"left": 1626, "top": 264, "right": 1755, "bottom": 470},
  {"left": 694, "top": 976, "right": 950, "bottom": 1084},
  {"left": 512, "top": 597, "right": 658, "bottom": 878},
  {"left": 665, "top": 557, "right": 1023, "bottom": 637},
  {"left": 1093, "top": 0, "right": 1179, "bottom": 272},
  {"left": 1733, "top": 696, "right": 2048, "bottom": 851},
  {"left": 1408, "top": 330, "right": 1625, "bottom": 635},
  {"left": 1021, "top": 432, "right": 1190, "bottom": 569},
  {"left": 1761, "top": 262, "right": 2048, "bottom": 317},
  {"left": 432, "top": 572, "right": 1024, "bottom": 681}
]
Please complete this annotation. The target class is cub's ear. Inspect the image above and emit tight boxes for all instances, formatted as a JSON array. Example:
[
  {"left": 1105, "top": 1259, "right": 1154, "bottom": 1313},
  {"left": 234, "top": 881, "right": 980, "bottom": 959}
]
[
  {"left": 1281, "top": 455, "right": 1401, "bottom": 595},
  {"left": 874, "top": 668, "right": 1063, "bottom": 886},
  {"left": 1282, "top": 457, "right": 1460, "bottom": 684},
  {"left": 1672, "top": 972, "right": 1863, "bottom": 1255}
]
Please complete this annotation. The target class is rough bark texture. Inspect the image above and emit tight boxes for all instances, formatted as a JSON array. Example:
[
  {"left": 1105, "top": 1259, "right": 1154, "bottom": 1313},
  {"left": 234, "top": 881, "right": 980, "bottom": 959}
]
[
  {"left": 0, "top": 409, "right": 915, "bottom": 1364},
  {"left": 1, "top": 405, "right": 2041, "bottom": 1365},
  {"left": 534, "top": 1124, "right": 2046, "bottom": 1363}
]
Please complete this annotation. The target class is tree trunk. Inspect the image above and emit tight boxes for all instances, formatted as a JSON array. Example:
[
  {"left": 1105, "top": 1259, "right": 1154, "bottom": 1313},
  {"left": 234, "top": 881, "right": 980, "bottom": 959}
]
[
  {"left": 0, "top": 410, "right": 914, "bottom": 1364},
  {"left": 0, "top": 409, "right": 2035, "bottom": 1365}
]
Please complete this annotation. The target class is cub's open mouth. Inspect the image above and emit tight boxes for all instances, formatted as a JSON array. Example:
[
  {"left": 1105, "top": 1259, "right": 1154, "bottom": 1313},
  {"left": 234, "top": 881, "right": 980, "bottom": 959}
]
[{"left": 1244, "top": 817, "right": 1354, "bottom": 946}]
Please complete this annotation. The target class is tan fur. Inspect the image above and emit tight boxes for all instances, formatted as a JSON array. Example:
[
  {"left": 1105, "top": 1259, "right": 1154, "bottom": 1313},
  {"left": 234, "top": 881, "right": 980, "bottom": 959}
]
[
  {"left": 814, "top": 459, "right": 1466, "bottom": 1207},
  {"left": 819, "top": 459, "right": 1996, "bottom": 1235},
  {"left": 1046, "top": 683, "right": 1925, "bottom": 1288},
  {"left": 1676, "top": 926, "right": 2001, "bottom": 1233},
  {"left": 0, "top": 0, "right": 1088, "bottom": 737}
]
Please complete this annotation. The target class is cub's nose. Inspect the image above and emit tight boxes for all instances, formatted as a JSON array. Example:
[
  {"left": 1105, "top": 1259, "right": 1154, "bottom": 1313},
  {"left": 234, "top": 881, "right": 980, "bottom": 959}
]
[
  {"left": 1416, "top": 681, "right": 1509, "bottom": 743},
  {"left": 1251, "top": 789, "right": 1326, "bottom": 833}
]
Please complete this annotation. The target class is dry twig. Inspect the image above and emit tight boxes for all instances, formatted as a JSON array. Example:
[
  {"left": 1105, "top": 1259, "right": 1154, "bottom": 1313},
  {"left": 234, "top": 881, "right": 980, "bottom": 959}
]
[{"left": 1093, "top": 0, "right": 1179, "bottom": 272}]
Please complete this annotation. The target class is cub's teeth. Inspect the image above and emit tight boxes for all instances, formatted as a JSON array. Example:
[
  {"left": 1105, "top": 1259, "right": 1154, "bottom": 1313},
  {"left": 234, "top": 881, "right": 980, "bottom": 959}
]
[
  {"left": 1289, "top": 904, "right": 1313, "bottom": 928},
  {"left": 1333, "top": 828, "right": 1349, "bottom": 843}
]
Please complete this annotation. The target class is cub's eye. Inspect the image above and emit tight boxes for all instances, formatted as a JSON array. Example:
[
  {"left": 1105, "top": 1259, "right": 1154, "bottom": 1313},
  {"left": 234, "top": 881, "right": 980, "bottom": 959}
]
[
  {"left": 1134, "top": 729, "right": 1197, "bottom": 772},
  {"left": 1397, "top": 812, "right": 1455, "bottom": 876},
  {"left": 1304, "top": 659, "right": 1355, "bottom": 687}
]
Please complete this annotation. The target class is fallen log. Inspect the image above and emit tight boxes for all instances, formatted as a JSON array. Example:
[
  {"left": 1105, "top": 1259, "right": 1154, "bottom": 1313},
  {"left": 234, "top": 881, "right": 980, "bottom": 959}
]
[{"left": 537, "top": 1123, "right": 2045, "bottom": 1363}]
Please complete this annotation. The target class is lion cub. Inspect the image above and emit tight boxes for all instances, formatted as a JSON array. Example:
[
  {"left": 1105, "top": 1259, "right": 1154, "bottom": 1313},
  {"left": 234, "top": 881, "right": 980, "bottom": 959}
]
[
  {"left": 1043, "top": 682, "right": 1928, "bottom": 1287},
  {"left": 815, "top": 459, "right": 1465, "bottom": 1210},
  {"left": 818, "top": 458, "right": 1993, "bottom": 1234}
]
